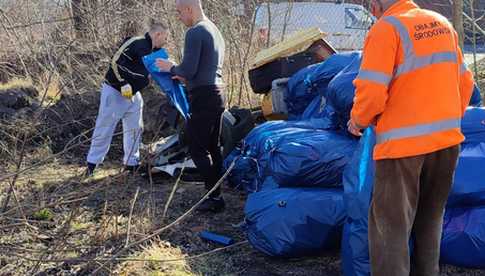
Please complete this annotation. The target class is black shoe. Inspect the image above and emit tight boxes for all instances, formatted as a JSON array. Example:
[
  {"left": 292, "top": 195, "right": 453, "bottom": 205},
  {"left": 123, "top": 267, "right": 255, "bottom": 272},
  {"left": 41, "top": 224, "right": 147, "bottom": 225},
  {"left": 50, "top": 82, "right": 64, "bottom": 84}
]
[
  {"left": 197, "top": 197, "right": 225, "bottom": 213},
  {"left": 85, "top": 162, "right": 97, "bottom": 177}
]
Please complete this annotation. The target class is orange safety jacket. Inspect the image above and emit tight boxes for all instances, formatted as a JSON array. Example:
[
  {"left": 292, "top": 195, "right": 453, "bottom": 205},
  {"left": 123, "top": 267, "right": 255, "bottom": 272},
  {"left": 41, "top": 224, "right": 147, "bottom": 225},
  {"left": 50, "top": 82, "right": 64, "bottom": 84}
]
[{"left": 351, "top": 0, "right": 475, "bottom": 160}]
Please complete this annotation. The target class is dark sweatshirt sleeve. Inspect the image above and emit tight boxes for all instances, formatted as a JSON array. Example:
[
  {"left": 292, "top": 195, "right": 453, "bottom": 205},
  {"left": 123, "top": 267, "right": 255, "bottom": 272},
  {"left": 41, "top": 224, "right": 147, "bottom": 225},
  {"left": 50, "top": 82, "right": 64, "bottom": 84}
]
[
  {"left": 117, "top": 40, "right": 150, "bottom": 81},
  {"left": 172, "top": 28, "right": 202, "bottom": 80}
]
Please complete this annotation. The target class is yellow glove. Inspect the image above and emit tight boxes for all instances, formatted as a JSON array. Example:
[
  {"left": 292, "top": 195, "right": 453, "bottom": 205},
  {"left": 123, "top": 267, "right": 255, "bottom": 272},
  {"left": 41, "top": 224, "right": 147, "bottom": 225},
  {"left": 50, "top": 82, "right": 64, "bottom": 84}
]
[{"left": 121, "top": 84, "right": 133, "bottom": 100}]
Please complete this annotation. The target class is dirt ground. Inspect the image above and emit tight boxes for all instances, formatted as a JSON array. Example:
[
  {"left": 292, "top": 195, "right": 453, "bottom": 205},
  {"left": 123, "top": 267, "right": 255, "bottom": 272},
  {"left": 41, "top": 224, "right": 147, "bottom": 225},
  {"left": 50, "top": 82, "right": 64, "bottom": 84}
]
[{"left": 1, "top": 157, "right": 485, "bottom": 276}]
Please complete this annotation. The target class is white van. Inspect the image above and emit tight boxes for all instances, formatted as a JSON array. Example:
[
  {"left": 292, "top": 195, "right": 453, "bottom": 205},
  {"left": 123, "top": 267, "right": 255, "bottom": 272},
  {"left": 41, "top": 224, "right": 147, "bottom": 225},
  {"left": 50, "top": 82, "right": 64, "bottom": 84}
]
[{"left": 255, "top": 2, "right": 375, "bottom": 51}]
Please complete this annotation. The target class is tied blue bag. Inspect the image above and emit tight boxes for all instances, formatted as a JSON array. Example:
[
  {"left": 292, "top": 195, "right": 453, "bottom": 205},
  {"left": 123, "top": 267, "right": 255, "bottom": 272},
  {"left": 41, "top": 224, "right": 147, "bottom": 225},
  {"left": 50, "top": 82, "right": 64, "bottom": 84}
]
[
  {"left": 286, "top": 52, "right": 360, "bottom": 120},
  {"left": 244, "top": 187, "right": 346, "bottom": 257},
  {"left": 266, "top": 130, "right": 357, "bottom": 188},
  {"left": 224, "top": 119, "right": 345, "bottom": 193},
  {"left": 143, "top": 49, "right": 190, "bottom": 120},
  {"left": 326, "top": 52, "right": 362, "bottom": 129}
]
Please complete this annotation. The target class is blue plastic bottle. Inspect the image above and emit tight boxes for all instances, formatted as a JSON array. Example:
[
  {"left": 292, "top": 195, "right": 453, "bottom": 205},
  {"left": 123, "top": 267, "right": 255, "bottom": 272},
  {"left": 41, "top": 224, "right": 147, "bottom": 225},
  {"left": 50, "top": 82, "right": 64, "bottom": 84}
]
[{"left": 199, "top": 231, "right": 234, "bottom": 246}]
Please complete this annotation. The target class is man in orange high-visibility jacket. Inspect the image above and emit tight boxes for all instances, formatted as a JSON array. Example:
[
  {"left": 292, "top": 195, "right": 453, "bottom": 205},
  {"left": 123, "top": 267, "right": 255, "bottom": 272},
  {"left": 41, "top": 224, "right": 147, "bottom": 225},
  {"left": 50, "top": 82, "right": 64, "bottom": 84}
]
[{"left": 347, "top": 0, "right": 475, "bottom": 275}]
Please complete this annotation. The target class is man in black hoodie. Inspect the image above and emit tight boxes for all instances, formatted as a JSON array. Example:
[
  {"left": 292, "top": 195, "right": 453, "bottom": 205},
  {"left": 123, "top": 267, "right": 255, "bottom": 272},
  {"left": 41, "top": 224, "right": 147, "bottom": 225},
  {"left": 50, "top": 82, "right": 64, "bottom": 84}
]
[{"left": 86, "top": 22, "right": 168, "bottom": 176}]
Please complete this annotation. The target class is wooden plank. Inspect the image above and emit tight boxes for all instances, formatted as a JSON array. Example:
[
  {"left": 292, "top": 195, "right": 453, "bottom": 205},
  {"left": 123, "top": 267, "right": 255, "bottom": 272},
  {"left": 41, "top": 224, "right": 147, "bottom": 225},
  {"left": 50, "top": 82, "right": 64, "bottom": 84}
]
[{"left": 252, "top": 27, "right": 327, "bottom": 69}]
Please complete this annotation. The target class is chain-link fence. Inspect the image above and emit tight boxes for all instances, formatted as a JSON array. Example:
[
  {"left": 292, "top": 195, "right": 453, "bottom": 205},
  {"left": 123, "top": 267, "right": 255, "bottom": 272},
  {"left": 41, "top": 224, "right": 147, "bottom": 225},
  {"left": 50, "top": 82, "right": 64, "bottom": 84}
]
[
  {"left": 252, "top": 0, "right": 484, "bottom": 94},
  {"left": 253, "top": 0, "right": 373, "bottom": 51}
]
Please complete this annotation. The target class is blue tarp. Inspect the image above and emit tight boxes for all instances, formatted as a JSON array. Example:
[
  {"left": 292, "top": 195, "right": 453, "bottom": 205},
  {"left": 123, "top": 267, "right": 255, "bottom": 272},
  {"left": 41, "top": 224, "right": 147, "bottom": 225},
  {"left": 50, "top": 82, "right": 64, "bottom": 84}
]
[
  {"left": 326, "top": 52, "right": 362, "bottom": 129},
  {"left": 447, "top": 107, "right": 485, "bottom": 207},
  {"left": 461, "top": 107, "right": 485, "bottom": 144},
  {"left": 441, "top": 206, "right": 485, "bottom": 268},
  {"left": 266, "top": 130, "right": 357, "bottom": 188},
  {"left": 447, "top": 108, "right": 485, "bottom": 208},
  {"left": 143, "top": 49, "right": 190, "bottom": 120},
  {"left": 470, "top": 84, "right": 482, "bottom": 107},
  {"left": 342, "top": 219, "right": 370, "bottom": 276},
  {"left": 286, "top": 52, "right": 360, "bottom": 120},
  {"left": 341, "top": 127, "right": 375, "bottom": 276},
  {"left": 447, "top": 142, "right": 485, "bottom": 208},
  {"left": 245, "top": 187, "right": 346, "bottom": 257}
]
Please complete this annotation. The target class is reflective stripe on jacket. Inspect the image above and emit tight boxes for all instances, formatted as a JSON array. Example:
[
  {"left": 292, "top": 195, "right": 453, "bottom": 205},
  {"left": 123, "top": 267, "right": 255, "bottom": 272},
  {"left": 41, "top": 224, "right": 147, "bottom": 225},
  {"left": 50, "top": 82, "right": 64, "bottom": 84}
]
[{"left": 351, "top": 0, "right": 475, "bottom": 160}]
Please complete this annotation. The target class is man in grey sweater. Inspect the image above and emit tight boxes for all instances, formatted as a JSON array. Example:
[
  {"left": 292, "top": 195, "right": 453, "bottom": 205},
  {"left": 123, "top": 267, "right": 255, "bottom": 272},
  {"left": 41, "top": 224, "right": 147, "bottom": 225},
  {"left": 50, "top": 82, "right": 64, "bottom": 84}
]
[{"left": 157, "top": 0, "right": 226, "bottom": 212}]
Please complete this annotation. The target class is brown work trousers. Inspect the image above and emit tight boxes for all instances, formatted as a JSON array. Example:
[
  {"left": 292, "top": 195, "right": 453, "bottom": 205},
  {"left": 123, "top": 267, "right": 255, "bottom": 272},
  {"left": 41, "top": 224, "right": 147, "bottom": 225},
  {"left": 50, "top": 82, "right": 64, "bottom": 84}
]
[{"left": 369, "top": 145, "right": 460, "bottom": 276}]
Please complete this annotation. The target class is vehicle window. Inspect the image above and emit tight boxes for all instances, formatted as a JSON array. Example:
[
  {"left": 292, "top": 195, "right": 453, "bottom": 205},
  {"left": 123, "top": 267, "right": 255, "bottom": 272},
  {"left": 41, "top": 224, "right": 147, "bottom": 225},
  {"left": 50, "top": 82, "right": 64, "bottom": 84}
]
[{"left": 344, "top": 7, "right": 374, "bottom": 30}]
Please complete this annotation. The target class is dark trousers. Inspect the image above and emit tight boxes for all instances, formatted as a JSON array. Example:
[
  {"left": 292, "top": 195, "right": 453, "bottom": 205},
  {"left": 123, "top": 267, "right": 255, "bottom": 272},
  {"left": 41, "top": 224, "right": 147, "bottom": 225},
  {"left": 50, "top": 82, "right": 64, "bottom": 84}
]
[
  {"left": 186, "top": 85, "right": 224, "bottom": 197},
  {"left": 369, "top": 145, "right": 460, "bottom": 276}
]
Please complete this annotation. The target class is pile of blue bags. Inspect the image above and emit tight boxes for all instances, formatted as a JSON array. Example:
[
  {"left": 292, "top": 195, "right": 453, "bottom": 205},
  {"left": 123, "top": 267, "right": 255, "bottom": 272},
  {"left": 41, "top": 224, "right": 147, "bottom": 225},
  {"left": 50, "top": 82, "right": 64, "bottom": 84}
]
[
  {"left": 222, "top": 50, "right": 485, "bottom": 270},
  {"left": 224, "top": 52, "right": 362, "bottom": 256}
]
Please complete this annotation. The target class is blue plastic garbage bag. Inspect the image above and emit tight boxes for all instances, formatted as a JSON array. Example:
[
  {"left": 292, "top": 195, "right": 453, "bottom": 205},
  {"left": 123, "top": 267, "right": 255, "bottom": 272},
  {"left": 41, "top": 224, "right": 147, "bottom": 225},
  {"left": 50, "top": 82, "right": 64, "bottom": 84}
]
[
  {"left": 301, "top": 94, "right": 325, "bottom": 120},
  {"left": 260, "top": 176, "right": 279, "bottom": 191},
  {"left": 224, "top": 121, "right": 315, "bottom": 192},
  {"left": 301, "top": 97, "right": 340, "bottom": 130},
  {"left": 247, "top": 127, "right": 320, "bottom": 192},
  {"left": 225, "top": 119, "right": 346, "bottom": 192},
  {"left": 245, "top": 187, "right": 346, "bottom": 257},
  {"left": 440, "top": 206, "right": 485, "bottom": 268},
  {"left": 241, "top": 119, "right": 338, "bottom": 163},
  {"left": 143, "top": 49, "right": 190, "bottom": 120},
  {"left": 343, "top": 128, "right": 375, "bottom": 221},
  {"left": 326, "top": 53, "right": 362, "bottom": 129},
  {"left": 461, "top": 107, "right": 485, "bottom": 144},
  {"left": 342, "top": 219, "right": 370, "bottom": 276},
  {"left": 469, "top": 84, "right": 482, "bottom": 107},
  {"left": 447, "top": 108, "right": 485, "bottom": 207},
  {"left": 341, "top": 127, "right": 375, "bottom": 276},
  {"left": 266, "top": 130, "right": 357, "bottom": 188},
  {"left": 224, "top": 154, "right": 260, "bottom": 192},
  {"left": 286, "top": 52, "right": 360, "bottom": 120},
  {"left": 222, "top": 121, "right": 282, "bottom": 191},
  {"left": 447, "top": 142, "right": 485, "bottom": 208}
]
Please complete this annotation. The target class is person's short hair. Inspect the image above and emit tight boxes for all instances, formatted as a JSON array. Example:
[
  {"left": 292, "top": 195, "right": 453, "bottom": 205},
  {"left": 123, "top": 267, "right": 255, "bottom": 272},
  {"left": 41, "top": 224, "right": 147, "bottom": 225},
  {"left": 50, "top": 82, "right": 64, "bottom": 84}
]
[{"left": 148, "top": 20, "right": 168, "bottom": 33}]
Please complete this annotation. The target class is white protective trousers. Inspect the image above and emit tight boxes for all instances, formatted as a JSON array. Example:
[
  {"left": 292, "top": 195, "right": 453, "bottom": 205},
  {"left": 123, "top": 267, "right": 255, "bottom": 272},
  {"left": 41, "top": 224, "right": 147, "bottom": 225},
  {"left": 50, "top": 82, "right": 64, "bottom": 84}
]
[{"left": 87, "top": 83, "right": 144, "bottom": 166}]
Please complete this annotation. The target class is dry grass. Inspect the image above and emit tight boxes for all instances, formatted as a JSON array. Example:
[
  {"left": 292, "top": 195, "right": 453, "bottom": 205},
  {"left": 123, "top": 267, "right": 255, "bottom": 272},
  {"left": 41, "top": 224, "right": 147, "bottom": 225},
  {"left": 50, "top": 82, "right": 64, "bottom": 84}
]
[
  {"left": 37, "top": 73, "right": 62, "bottom": 106},
  {"left": 0, "top": 76, "right": 61, "bottom": 106},
  {"left": 0, "top": 78, "right": 34, "bottom": 91},
  {"left": 116, "top": 240, "right": 194, "bottom": 276}
]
